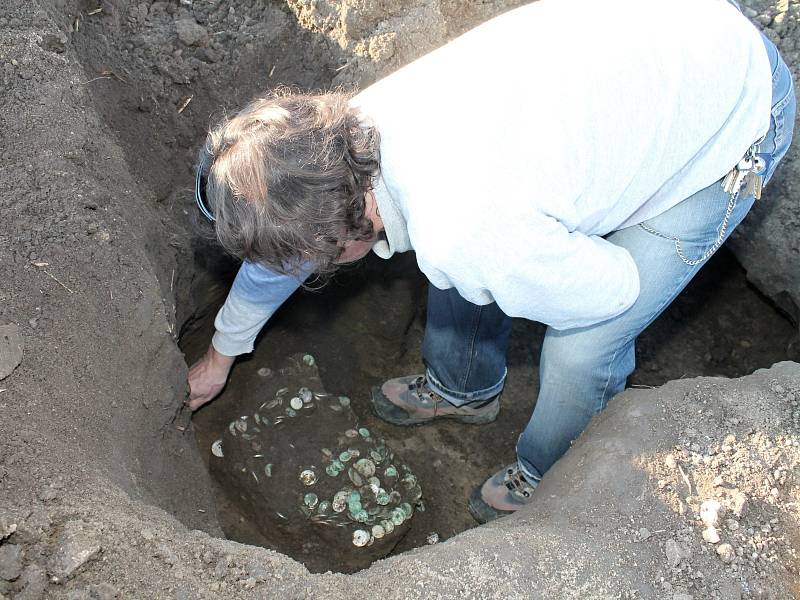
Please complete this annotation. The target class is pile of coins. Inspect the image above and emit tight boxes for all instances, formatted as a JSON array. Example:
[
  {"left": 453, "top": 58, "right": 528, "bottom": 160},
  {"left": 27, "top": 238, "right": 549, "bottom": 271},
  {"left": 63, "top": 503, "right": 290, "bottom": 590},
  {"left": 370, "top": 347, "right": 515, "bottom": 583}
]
[{"left": 210, "top": 354, "right": 422, "bottom": 564}]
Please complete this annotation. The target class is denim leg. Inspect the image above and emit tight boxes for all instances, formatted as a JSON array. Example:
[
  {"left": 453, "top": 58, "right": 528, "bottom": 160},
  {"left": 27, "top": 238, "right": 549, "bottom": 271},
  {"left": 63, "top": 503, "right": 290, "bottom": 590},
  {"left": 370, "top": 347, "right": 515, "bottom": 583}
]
[
  {"left": 516, "top": 183, "right": 757, "bottom": 482},
  {"left": 422, "top": 285, "right": 512, "bottom": 406}
]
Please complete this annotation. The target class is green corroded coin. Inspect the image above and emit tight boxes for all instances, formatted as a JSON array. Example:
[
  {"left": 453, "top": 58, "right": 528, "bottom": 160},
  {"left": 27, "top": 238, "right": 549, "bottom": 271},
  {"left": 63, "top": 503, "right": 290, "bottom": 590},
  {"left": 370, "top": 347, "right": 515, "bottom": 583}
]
[
  {"left": 391, "top": 509, "right": 405, "bottom": 526},
  {"left": 326, "top": 464, "right": 340, "bottom": 477},
  {"left": 400, "top": 502, "right": 413, "bottom": 518},
  {"left": 332, "top": 459, "right": 344, "bottom": 470},
  {"left": 339, "top": 451, "right": 352, "bottom": 463},
  {"left": 304, "top": 493, "right": 319, "bottom": 509},
  {"left": 286, "top": 408, "right": 297, "bottom": 417},
  {"left": 318, "top": 500, "right": 331, "bottom": 513},
  {"left": 384, "top": 466, "right": 398, "bottom": 478},
  {"left": 358, "top": 427, "right": 370, "bottom": 438},
  {"left": 338, "top": 396, "right": 351, "bottom": 407},
  {"left": 382, "top": 519, "right": 395, "bottom": 534},
  {"left": 353, "top": 509, "right": 369, "bottom": 523},
  {"left": 370, "top": 450, "right": 382, "bottom": 463},
  {"left": 376, "top": 491, "right": 390, "bottom": 506}
]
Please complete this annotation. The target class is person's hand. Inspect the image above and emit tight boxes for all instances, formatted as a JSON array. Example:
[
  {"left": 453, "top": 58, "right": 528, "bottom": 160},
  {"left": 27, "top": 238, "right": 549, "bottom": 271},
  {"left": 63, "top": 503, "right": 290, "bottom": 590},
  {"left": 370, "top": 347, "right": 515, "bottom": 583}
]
[{"left": 187, "top": 344, "right": 235, "bottom": 411}]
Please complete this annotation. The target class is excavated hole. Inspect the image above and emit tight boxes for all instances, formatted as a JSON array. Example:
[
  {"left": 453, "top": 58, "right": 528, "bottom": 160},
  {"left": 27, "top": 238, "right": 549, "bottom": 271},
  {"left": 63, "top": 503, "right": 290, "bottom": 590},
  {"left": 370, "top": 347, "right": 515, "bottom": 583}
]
[{"left": 72, "top": 0, "right": 797, "bottom": 574}]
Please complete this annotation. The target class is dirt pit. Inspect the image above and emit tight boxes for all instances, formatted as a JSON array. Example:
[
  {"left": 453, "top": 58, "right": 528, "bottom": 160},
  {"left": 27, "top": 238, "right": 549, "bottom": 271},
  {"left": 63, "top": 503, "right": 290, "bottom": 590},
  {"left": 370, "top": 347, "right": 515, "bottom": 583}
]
[
  {"left": 179, "top": 244, "right": 796, "bottom": 573},
  {"left": 62, "top": 0, "right": 799, "bottom": 576}
]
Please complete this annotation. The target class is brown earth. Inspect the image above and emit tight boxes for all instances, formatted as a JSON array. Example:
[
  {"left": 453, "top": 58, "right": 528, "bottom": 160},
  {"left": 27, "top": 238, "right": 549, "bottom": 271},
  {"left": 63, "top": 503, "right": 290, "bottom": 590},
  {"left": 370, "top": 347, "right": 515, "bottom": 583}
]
[{"left": 1, "top": 0, "right": 798, "bottom": 598}]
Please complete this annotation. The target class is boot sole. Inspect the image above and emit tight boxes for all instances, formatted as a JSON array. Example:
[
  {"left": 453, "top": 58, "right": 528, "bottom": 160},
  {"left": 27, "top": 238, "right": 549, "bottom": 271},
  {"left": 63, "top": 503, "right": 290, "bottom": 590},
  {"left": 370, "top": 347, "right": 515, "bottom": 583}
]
[
  {"left": 370, "top": 386, "right": 499, "bottom": 426},
  {"left": 467, "top": 485, "right": 514, "bottom": 524}
]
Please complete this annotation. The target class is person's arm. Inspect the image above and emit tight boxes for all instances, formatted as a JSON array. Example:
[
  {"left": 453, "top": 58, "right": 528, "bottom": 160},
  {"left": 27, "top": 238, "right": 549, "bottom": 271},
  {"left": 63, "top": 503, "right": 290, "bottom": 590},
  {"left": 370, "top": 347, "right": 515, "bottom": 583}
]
[{"left": 187, "top": 260, "right": 309, "bottom": 410}]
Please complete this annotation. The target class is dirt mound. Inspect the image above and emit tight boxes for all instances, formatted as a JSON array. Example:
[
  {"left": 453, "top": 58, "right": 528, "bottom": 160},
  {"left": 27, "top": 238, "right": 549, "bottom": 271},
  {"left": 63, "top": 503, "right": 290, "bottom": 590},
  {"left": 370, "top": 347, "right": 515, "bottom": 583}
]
[{"left": 0, "top": 0, "right": 798, "bottom": 598}]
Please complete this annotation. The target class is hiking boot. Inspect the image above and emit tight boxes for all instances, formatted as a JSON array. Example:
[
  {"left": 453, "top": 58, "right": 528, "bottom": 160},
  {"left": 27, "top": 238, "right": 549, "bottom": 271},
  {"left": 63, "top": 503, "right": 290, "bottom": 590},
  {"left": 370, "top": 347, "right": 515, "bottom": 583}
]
[
  {"left": 370, "top": 374, "right": 500, "bottom": 426},
  {"left": 468, "top": 462, "right": 538, "bottom": 523}
]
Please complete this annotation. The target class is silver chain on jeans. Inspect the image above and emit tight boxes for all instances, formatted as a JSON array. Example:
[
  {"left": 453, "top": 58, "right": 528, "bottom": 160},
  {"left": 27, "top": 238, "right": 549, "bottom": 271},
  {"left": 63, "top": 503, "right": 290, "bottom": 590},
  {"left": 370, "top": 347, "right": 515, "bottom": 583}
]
[
  {"left": 640, "top": 138, "right": 765, "bottom": 267},
  {"left": 639, "top": 187, "right": 740, "bottom": 267}
]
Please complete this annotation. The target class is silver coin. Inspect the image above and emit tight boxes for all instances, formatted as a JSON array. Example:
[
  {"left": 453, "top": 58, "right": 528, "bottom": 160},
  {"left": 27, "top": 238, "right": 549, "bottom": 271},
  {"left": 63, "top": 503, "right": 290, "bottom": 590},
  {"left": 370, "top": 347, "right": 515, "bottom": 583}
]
[
  {"left": 264, "top": 464, "right": 273, "bottom": 477},
  {"left": 299, "top": 387, "right": 313, "bottom": 403},
  {"left": 299, "top": 469, "right": 317, "bottom": 486},
  {"left": 338, "top": 396, "right": 351, "bottom": 407},
  {"left": 354, "top": 458, "right": 376, "bottom": 477},
  {"left": 345, "top": 429, "right": 359, "bottom": 438},
  {"left": 290, "top": 396, "right": 303, "bottom": 410},
  {"left": 211, "top": 440, "right": 224, "bottom": 458},
  {"left": 332, "top": 491, "right": 348, "bottom": 513},
  {"left": 302, "top": 354, "right": 315, "bottom": 366},
  {"left": 352, "top": 529, "right": 370, "bottom": 547},
  {"left": 372, "top": 524, "right": 385, "bottom": 539}
]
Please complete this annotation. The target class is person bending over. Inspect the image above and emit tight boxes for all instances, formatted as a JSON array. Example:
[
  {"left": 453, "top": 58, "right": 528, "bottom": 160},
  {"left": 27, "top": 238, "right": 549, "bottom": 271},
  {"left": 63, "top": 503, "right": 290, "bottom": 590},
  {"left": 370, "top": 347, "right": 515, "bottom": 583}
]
[{"left": 188, "top": 0, "right": 795, "bottom": 522}]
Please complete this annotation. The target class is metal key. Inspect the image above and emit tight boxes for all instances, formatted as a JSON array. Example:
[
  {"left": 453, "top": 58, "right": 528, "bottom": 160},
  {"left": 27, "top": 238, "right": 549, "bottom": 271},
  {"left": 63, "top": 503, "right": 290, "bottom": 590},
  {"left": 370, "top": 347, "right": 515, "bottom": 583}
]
[
  {"left": 744, "top": 171, "right": 763, "bottom": 199},
  {"left": 727, "top": 157, "right": 754, "bottom": 193}
]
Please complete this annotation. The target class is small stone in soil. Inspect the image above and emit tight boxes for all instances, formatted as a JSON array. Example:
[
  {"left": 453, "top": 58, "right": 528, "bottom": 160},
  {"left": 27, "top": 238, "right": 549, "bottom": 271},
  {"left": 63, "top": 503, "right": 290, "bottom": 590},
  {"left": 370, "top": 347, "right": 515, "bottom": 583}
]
[
  {"left": 716, "top": 543, "right": 736, "bottom": 563},
  {"left": 174, "top": 18, "right": 208, "bottom": 46},
  {"left": 0, "top": 323, "right": 24, "bottom": 380},
  {"left": 0, "top": 544, "right": 23, "bottom": 581},
  {"left": 699, "top": 499, "right": 721, "bottom": 527},
  {"left": 702, "top": 527, "right": 720, "bottom": 544},
  {"left": 47, "top": 521, "right": 102, "bottom": 583},
  {"left": 731, "top": 492, "right": 748, "bottom": 518},
  {"left": 15, "top": 564, "right": 47, "bottom": 600}
]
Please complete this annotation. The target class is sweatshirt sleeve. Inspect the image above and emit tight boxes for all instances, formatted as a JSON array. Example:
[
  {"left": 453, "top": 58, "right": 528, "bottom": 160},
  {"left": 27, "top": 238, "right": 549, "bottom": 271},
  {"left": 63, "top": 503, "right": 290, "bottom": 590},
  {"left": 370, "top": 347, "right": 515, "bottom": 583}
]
[
  {"left": 211, "top": 260, "right": 309, "bottom": 356},
  {"left": 472, "top": 212, "right": 641, "bottom": 330}
]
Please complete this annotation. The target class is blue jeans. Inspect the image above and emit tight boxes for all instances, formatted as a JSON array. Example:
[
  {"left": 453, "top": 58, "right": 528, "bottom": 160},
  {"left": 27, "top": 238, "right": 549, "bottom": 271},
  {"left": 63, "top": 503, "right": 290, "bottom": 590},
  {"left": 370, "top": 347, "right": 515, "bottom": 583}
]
[{"left": 423, "top": 33, "right": 795, "bottom": 484}]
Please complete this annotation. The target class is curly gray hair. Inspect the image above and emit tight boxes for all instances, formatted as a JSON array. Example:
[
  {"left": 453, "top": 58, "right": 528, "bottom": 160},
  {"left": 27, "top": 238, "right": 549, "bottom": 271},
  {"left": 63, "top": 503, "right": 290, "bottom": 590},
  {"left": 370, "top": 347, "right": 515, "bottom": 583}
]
[{"left": 198, "top": 88, "right": 381, "bottom": 277}]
